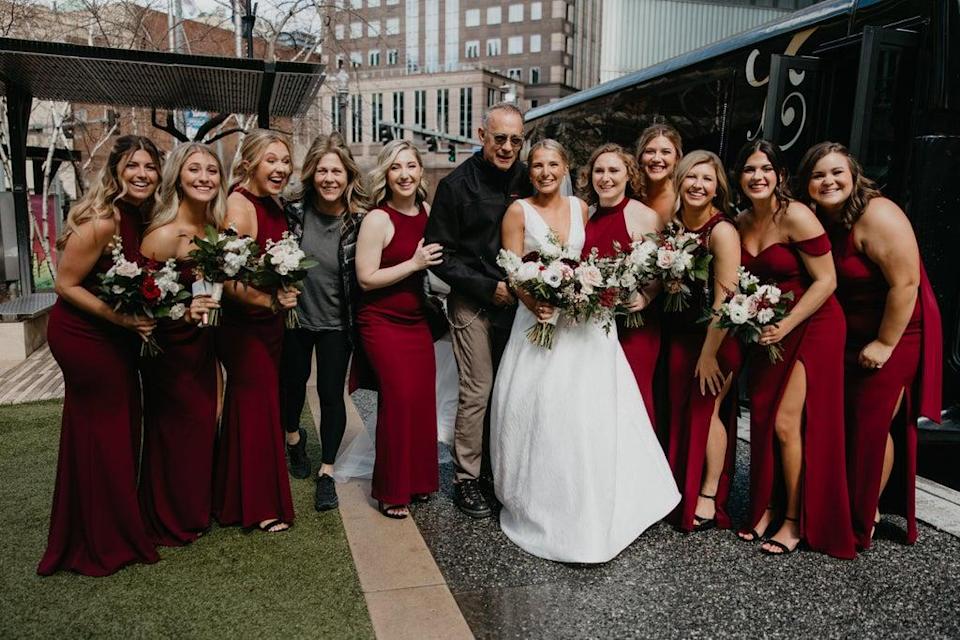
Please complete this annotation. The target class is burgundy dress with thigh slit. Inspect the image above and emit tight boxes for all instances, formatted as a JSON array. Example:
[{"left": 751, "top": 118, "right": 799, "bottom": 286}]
[
  {"left": 139, "top": 260, "right": 218, "bottom": 545},
  {"left": 582, "top": 197, "right": 661, "bottom": 426},
  {"left": 740, "top": 234, "right": 856, "bottom": 559},
  {"left": 356, "top": 203, "right": 439, "bottom": 506},
  {"left": 213, "top": 187, "right": 295, "bottom": 528},
  {"left": 38, "top": 200, "right": 160, "bottom": 576},
  {"left": 665, "top": 213, "right": 744, "bottom": 532},
  {"left": 831, "top": 225, "right": 942, "bottom": 548}
]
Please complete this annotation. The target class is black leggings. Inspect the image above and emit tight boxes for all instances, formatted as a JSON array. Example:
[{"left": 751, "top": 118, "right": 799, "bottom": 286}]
[{"left": 280, "top": 328, "right": 351, "bottom": 465}]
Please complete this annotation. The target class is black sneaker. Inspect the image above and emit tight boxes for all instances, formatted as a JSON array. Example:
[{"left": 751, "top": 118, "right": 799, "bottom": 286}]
[
  {"left": 314, "top": 473, "right": 339, "bottom": 511},
  {"left": 286, "top": 428, "right": 311, "bottom": 479},
  {"left": 454, "top": 479, "right": 492, "bottom": 519}
]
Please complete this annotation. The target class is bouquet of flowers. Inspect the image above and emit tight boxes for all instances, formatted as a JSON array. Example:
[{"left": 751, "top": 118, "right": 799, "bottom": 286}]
[
  {"left": 647, "top": 222, "right": 712, "bottom": 312},
  {"left": 188, "top": 225, "right": 260, "bottom": 326},
  {"left": 98, "top": 237, "right": 191, "bottom": 356},
  {"left": 250, "top": 231, "right": 318, "bottom": 329},
  {"left": 563, "top": 248, "right": 621, "bottom": 334},
  {"left": 609, "top": 238, "right": 659, "bottom": 328},
  {"left": 710, "top": 267, "right": 795, "bottom": 363},
  {"left": 496, "top": 231, "right": 578, "bottom": 349}
]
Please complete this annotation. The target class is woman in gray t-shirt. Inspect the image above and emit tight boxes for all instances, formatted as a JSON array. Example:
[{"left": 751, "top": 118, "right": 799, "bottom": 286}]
[{"left": 280, "top": 133, "right": 368, "bottom": 511}]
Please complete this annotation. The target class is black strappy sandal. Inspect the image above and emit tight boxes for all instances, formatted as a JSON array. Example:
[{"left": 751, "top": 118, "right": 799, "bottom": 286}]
[
  {"left": 738, "top": 506, "right": 776, "bottom": 543},
  {"left": 692, "top": 493, "right": 717, "bottom": 532},
  {"left": 378, "top": 501, "right": 409, "bottom": 519},
  {"left": 257, "top": 519, "right": 291, "bottom": 533},
  {"left": 761, "top": 516, "right": 800, "bottom": 556}
]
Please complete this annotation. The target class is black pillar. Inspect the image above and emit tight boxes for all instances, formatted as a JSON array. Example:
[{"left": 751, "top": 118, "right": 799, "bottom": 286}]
[
  {"left": 7, "top": 88, "right": 33, "bottom": 296},
  {"left": 258, "top": 61, "right": 276, "bottom": 129}
]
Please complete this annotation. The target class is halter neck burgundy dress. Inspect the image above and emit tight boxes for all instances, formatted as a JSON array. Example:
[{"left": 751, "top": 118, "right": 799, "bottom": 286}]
[
  {"left": 139, "top": 258, "right": 218, "bottom": 546},
  {"left": 582, "top": 197, "right": 660, "bottom": 425},
  {"left": 665, "top": 213, "right": 744, "bottom": 532},
  {"left": 356, "top": 203, "right": 439, "bottom": 506},
  {"left": 213, "top": 187, "right": 295, "bottom": 528},
  {"left": 740, "top": 233, "right": 856, "bottom": 559},
  {"left": 830, "top": 224, "right": 942, "bottom": 548},
  {"left": 39, "top": 199, "right": 160, "bottom": 576}
]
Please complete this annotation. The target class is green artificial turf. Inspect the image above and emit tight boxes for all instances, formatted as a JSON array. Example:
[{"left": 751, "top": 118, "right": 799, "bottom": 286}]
[{"left": 1, "top": 400, "right": 374, "bottom": 639}]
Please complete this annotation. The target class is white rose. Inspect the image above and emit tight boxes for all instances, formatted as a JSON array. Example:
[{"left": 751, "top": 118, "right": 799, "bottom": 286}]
[
  {"left": 619, "top": 272, "right": 638, "bottom": 290},
  {"left": 168, "top": 303, "right": 186, "bottom": 321},
  {"left": 516, "top": 262, "right": 541, "bottom": 281},
  {"left": 575, "top": 264, "right": 603, "bottom": 292},
  {"left": 756, "top": 308, "right": 775, "bottom": 324},
  {"left": 757, "top": 284, "right": 781, "bottom": 304},
  {"left": 656, "top": 248, "right": 677, "bottom": 269},
  {"left": 115, "top": 260, "right": 141, "bottom": 278},
  {"left": 671, "top": 251, "right": 693, "bottom": 276}
]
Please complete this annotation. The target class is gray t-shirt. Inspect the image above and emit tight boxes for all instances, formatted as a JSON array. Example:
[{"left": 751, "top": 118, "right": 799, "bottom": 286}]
[{"left": 297, "top": 209, "right": 343, "bottom": 331}]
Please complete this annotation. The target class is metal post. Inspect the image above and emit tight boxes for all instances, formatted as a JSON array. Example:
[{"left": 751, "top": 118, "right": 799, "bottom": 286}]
[
  {"left": 258, "top": 61, "right": 275, "bottom": 128},
  {"left": 6, "top": 88, "right": 33, "bottom": 296},
  {"left": 337, "top": 91, "right": 348, "bottom": 137}
]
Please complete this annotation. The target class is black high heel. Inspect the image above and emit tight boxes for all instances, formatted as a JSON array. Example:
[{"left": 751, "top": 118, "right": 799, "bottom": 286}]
[
  {"left": 692, "top": 493, "right": 717, "bottom": 532},
  {"left": 761, "top": 516, "right": 800, "bottom": 555}
]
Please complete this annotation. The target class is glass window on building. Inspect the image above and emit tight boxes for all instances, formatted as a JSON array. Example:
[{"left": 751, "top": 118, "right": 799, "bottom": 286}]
[
  {"left": 393, "top": 91, "right": 405, "bottom": 125},
  {"left": 386, "top": 17, "right": 400, "bottom": 35},
  {"left": 368, "top": 50, "right": 380, "bottom": 66},
  {"left": 415, "top": 90, "right": 426, "bottom": 128},
  {"left": 351, "top": 94, "right": 363, "bottom": 143},
  {"left": 386, "top": 0, "right": 398, "bottom": 4},
  {"left": 335, "top": 24, "right": 344, "bottom": 40},
  {"left": 367, "top": 20, "right": 380, "bottom": 37},
  {"left": 465, "top": 40, "right": 479, "bottom": 59},
  {"left": 487, "top": 6, "right": 501, "bottom": 24},
  {"left": 530, "top": 2, "right": 542, "bottom": 20},
  {"left": 465, "top": 8, "right": 480, "bottom": 27},
  {"left": 530, "top": 67, "right": 540, "bottom": 84},
  {"left": 508, "top": 68, "right": 522, "bottom": 81},
  {"left": 459, "top": 87, "right": 473, "bottom": 137},
  {"left": 530, "top": 34, "right": 541, "bottom": 53},
  {"left": 437, "top": 88, "right": 449, "bottom": 134},
  {"left": 508, "top": 36, "right": 523, "bottom": 55},
  {"left": 372, "top": 93, "right": 383, "bottom": 141},
  {"left": 486, "top": 38, "right": 501, "bottom": 56},
  {"left": 350, "top": 0, "right": 361, "bottom": 8},
  {"left": 350, "top": 52, "right": 362, "bottom": 67},
  {"left": 368, "top": 0, "right": 380, "bottom": 6},
  {"left": 487, "top": 87, "right": 497, "bottom": 107},
  {"left": 508, "top": 4, "right": 523, "bottom": 22},
  {"left": 350, "top": 22, "right": 362, "bottom": 38},
  {"left": 566, "top": 36, "right": 573, "bottom": 54},
  {"left": 387, "top": 49, "right": 398, "bottom": 65}
]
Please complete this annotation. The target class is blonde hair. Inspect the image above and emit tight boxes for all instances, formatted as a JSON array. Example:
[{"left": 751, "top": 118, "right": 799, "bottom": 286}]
[
  {"left": 674, "top": 150, "right": 733, "bottom": 215},
  {"left": 148, "top": 143, "right": 227, "bottom": 234},
  {"left": 368, "top": 140, "right": 429, "bottom": 206},
  {"left": 230, "top": 129, "right": 292, "bottom": 190},
  {"left": 526, "top": 138, "right": 569, "bottom": 168},
  {"left": 57, "top": 135, "right": 161, "bottom": 251},
  {"left": 297, "top": 132, "right": 370, "bottom": 218},
  {"left": 576, "top": 143, "right": 642, "bottom": 206}
]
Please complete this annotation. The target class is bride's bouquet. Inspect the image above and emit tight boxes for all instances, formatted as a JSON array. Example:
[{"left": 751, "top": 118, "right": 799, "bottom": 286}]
[
  {"left": 609, "top": 238, "right": 659, "bottom": 328},
  {"left": 250, "top": 231, "right": 318, "bottom": 329},
  {"left": 98, "top": 237, "right": 190, "bottom": 356},
  {"left": 188, "top": 225, "right": 260, "bottom": 326},
  {"left": 496, "top": 231, "right": 578, "bottom": 349},
  {"left": 563, "top": 248, "right": 621, "bottom": 334},
  {"left": 709, "top": 267, "right": 795, "bottom": 363},
  {"left": 648, "top": 222, "right": 712, "bottom": 312}
]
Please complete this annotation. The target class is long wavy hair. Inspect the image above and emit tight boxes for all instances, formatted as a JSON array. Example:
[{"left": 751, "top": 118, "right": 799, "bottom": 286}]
[
  {"left": 147, "top": 142, "right": 227, "bottom": 234},
  {"left": 576, "top": 142, "right": 642, "bottom": 207},
  {"left": 296, "top": 133, "right": 369, "bottom": 228},
  {"left": 795, "top": 141, "right": 882, "bottom": 229},
  {"left": 230, "top": 128, "right": 292, "bottom": 191},
  {"left": 674, "top": 149, "right": 733, "bottom": 216},
  {"left": 635, "top": 123, "right": 683, "bottom": 198},
  {"left": 732, "top": 139, "right": 792, "bottom": 215},
  {"left": 368, "top": 140, "right": 429, "bottom": 207},
  {"left": 57, "top": 135, "right": 161, "bottom": 251}
]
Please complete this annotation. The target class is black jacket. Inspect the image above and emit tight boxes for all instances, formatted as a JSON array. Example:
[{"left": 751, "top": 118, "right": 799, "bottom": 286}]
[{"left": 425, "top": 152, "right": 532, "bottom": 317}]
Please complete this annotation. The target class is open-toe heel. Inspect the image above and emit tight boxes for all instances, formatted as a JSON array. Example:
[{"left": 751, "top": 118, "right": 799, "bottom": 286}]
[
  {"left": 378, "top": 501, "right": 409, "bottom": 520},
  {"left": 761, "top": 516, "right": 800, "bottom": 556},
  {"left": 692, "top": 492, "right": 717, "bottom": 532}
]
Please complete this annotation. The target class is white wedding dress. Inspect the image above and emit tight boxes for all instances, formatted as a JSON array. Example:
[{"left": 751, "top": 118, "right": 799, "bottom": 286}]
[{"left": 490, "top": 197, "right": 680, "bottom": 564}]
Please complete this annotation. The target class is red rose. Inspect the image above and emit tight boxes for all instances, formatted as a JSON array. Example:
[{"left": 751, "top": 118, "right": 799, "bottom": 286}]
[
  {"left": 140, "top": 275, "right": 161, "bottom": 303},
  {"left": 600, "top": 288, "right": 618, "bottom": 308}
]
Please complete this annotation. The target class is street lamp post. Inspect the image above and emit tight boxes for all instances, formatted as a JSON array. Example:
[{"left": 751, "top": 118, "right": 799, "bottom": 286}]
[{"left": 335, "top": 66, "right": 349, "bottom": 137}]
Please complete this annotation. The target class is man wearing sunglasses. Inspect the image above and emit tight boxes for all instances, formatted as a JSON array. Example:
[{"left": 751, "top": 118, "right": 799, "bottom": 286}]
[{"left": 425, "top": 101, "right": 532, "bottom": 519}]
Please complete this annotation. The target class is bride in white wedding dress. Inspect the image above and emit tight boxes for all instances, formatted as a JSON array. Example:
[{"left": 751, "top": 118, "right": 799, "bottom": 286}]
[{"left": 491, "top": 140, "right": 680, "bottom": 563}]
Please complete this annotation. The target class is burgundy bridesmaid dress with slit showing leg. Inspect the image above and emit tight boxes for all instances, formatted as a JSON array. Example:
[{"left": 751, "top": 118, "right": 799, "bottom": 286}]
[
  {"left": 831, "top": 225, "right": 942, "bottom": 548},
  {"left": 38, "top": 201, "right": 160, "bottom": 577},
  {"left": 213, "top": 187, "right": 295, "bottom": 528},
  {"left": 665, "top": 213, "right": 744, "bottom": 532},
  {"left": 582, "top": 197, "right": 661, "bottom": 426},
  {"left": 139, "top": 260, "right": 219, "bottom": 546},
  {"left": 740, "top": 234, "right": 856, "bottom": 559},
  {"left": 356, "top": 203, "right": 439, "bottom": 506}
]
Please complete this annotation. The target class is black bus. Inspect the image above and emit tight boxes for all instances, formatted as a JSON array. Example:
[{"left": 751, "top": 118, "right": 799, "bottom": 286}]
[{"left": 525, "top": 0, "right": 959, "bottom": 482}]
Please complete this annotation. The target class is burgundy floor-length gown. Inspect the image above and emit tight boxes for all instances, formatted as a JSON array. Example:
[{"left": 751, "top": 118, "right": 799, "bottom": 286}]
[
  {"left": 139, "top": 260, "right": 218, "bottom": 546},
  {"left": 356, "top": 203, "right": 439, "bottom": 506},
  {"left": 39, "top": 200, "right": 160, "bottom": 576},
  {"left": 582, "top": 197, "right": 661, "bottom": 426},
  {"left": 831, "top": 225, "right": 942, "bottom": 548},
  {"left": 665, "top": 213, "right": 744, "bottom": 531},
  {"left": 213, "top": 187, "right": 295, "bottom": 528},
  {"left": 740, "top": 234, "right": 856, "bottom": 559}
]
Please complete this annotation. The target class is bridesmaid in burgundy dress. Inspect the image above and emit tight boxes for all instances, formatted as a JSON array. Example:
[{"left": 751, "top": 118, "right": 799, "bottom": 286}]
[
  {"left": 39, "top": 135, "right": 162, "bottom": 576},
  {"left": 214, "top": 130, "right": 299, "bottom": 533},
  {"left": 579, "top": 143, "right": 663, "bottom": 425},
  {"left": 665, "top": 150, "right": 744, "bottom": 533},
  {"left": 733, "top": 140, "right": 855, "bottom": 559},
  {"left": 636, "top": 124, "right": 683, "bottom": 225},
  {"left": 138, "top": 143, "right": 225, "bottom": 545},
  {"left": 798, "top": 142, "right": 942, "bottom": 549},
  {"left": 354, "top": 140, "right": 441, "bottom": 518}
]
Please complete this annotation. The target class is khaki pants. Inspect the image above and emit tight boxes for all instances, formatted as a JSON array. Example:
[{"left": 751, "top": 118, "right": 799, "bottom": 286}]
[{"left": 448, "top": 293, "right": 508, "bottom": 483}]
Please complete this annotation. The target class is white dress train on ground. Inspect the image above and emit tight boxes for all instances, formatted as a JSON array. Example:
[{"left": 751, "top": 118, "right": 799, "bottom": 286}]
[{"left": 490, "top": 196, "right": 680, "bottom": 563}]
